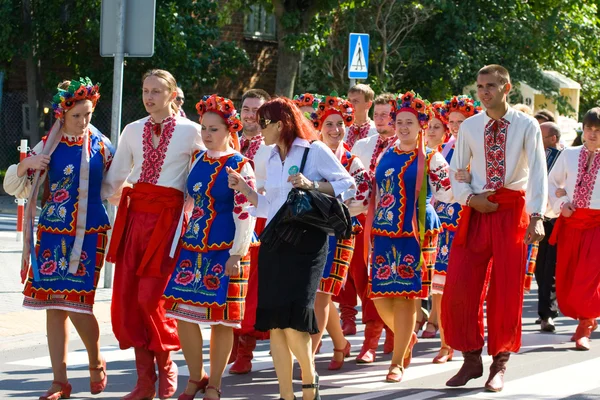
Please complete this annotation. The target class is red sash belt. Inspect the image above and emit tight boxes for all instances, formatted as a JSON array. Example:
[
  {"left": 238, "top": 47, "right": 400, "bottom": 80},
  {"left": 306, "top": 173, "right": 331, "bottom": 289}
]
[
  {"left": 549, "top": 208, "right": 600, "bottom": 246},
  {"left": 106, "top": 182, "right": 184, "bottom": 277},
  {"left": 454, "top": 188, "right": 528, "bottom": 246}
]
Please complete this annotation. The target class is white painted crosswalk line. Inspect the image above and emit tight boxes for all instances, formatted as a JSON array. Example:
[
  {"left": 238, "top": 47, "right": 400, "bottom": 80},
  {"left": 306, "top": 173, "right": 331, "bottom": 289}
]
[{"left": 463, "top": 357, "right": 600, "bottom": 399}]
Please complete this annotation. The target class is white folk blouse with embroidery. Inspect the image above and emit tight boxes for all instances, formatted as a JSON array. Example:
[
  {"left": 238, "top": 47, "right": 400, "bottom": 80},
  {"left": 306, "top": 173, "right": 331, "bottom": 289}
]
[
  {"left": 343, "top": 119, "right": 378, "bottom": 150},
  {"left": 101, "top": 115, "right": 204, "bottom": 200},
  {"left": 253, "top": 138, "right": 356, "bottom": 225},
  {"left": 548, "top": 146, "right": 600, "bottom": 213},
  {"left": 449, "top": 107, "right": 547, "bottom": 215},
  {"left": 352, "top": 134, "right": 398, "bottom": 177}
]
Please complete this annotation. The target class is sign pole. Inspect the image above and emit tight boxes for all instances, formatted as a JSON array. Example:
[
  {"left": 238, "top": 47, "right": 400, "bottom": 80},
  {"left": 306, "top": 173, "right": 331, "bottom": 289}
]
[
  {"left": 105, "top": 0, "right": 126, "bottom": 289},
  {"left": 349, "top": 78, "right": 356, "bottom": 90}
]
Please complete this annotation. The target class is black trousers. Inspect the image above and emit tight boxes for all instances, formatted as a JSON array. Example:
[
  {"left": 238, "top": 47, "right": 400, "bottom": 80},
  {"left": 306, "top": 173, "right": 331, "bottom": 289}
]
[{"left": 534, "top": 219, "right": 559, "bottom": 319}]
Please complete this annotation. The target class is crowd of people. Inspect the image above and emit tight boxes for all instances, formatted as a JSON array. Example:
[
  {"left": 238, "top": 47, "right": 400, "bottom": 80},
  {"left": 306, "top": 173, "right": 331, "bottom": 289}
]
[{"left": 3, "top": 63, "right": 600, "bottom": 400}]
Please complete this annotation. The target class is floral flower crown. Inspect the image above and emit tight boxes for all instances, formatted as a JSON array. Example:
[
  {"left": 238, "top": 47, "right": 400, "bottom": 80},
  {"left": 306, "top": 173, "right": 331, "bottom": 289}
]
[
  {"left": 444, "top": 95, "right": 482, "bottom": 118},
  {"left": 51, "top": 77, "right": 100, "bottom": 119},
  {"left": 196, "top": 94, "right": 242, "bottom": 133},
  {"left": 392, "top": 91, "right": 434, "bottom": 129},
  {"left": 311, "top": 92, "right": 355, "bottom": 131},
  {"left": 430, "top": 101, "right": 450, "bottom": 133},
  {"left": 293, "top": 93, "right": 321, "bottom": 110}
]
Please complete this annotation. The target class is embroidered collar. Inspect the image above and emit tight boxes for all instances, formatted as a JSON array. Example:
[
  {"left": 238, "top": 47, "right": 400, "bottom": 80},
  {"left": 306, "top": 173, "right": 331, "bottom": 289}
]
[
  {"left": 352, "top": 119, "right": 372, "bottom": 129},
  {"left": 148, "top": 115, "right": 176, "bottom": 137}
]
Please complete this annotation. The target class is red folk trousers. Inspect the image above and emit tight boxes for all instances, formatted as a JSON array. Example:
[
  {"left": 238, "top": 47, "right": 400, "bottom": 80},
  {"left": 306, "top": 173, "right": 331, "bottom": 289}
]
[
  {"left": 551, "top": 209, "right": 600, "bottom": 320},
  {"left": 442, "top": 189, "right": 528, "bottom": 356},
  {"left": 110, "top": 184, "right": 182, "bottom": 352}
]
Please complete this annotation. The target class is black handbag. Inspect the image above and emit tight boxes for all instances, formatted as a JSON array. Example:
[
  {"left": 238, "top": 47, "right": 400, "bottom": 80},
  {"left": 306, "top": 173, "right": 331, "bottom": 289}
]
[{"left": 259, "top": 146, "right": 353, "bottom": 248}]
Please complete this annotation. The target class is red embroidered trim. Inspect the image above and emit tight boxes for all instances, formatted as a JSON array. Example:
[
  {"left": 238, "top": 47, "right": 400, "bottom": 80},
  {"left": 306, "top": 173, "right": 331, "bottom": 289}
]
[
  {"left": 139, "top": 117, "right": 176, "bottom": 184},
  {"left": 573, "top": 147, "right": 600, "bottom": 208},
  {"left": 368, "top": 136, "right": 396, "bottom": 176},
  {"left": 240, "top": 134, "right": 262, "bottom": 160},
  {"left": 483, "top": 118, "right": 509, "bottom": 190},
  {"left": 345, "top": 120, "right": 372, "bottom": 150}
]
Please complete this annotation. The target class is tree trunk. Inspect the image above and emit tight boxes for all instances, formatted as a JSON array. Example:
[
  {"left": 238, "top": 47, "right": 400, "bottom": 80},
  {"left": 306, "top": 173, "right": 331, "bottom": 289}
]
[
  {"left": 23, "top": 0, "right": 41, "bottom": 144},
  {"left": 274, "top": 24, "right": 301, "bottom": 97}
]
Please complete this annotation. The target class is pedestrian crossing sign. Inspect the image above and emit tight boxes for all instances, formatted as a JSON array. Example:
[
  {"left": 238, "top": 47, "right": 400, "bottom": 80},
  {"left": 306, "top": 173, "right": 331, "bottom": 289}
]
[{"left": 348, "top": 33, "right": 369, "bottom": 79}]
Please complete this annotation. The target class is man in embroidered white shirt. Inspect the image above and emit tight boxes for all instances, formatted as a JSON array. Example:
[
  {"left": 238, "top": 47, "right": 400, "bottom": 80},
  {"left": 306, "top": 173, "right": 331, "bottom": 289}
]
[
  {"left": 441, "top": 65, "right": 547, "bottom": 392},
  {"left": 340, "top": 93, "right": 397, "bottom": 362},
  {"left": 344, "top": 84, "right": 378, "bottom": 150}
]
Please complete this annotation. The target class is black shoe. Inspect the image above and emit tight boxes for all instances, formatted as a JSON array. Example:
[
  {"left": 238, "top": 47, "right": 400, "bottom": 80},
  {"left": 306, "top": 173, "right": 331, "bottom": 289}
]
[
  {"left": 541, "top": 317, "right": 556, "bottom": 333},
  {"left": 535, "top": 318, "right": 542, "bottom": 324},
  {"left": 302, "top": 373, "right": 320, "bottom": 400}
]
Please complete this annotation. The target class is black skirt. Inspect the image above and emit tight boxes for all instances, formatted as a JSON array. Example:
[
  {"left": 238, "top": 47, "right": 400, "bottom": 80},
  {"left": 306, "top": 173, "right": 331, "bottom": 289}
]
[{"left": 254, "top": 225, "right": 328, "bottom": 334}]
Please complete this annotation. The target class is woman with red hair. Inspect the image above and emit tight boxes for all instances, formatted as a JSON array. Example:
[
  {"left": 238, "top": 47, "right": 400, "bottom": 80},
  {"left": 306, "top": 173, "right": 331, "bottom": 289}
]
[{"left": 227, "top": 97, "right": 355, "bottom": 400}]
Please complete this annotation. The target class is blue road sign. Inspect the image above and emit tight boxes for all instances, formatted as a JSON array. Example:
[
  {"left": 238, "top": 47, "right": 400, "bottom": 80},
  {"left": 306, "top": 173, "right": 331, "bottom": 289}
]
[{"left": 348, "top": 33, "right": 369, "bottom": 79}]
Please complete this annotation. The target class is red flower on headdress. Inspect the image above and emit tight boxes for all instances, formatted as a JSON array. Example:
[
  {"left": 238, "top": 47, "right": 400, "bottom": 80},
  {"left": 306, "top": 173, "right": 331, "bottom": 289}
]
[
  {"left": 325, "top": 96, "right": 337, "bottom": 108},
  {"left": 74, "top": 85, "right": 87, "bottom": 101},
  {"left": 318, "top": 103, "right": 326, "bottom": 112},
  {"left": 207, "top": 96, "right": 218, "bottom": 110},
  {"left": 196, "top": 101, "right": 206, "bottom": 116},
  {"left": 413, "top": 98, "right": 425, "bottom": 111},
  {"left": 403, "top": 92, "right": 414, "bottom": 103},
  {"left": 304, "top": 94, "right": 314, "bottom": 104}
]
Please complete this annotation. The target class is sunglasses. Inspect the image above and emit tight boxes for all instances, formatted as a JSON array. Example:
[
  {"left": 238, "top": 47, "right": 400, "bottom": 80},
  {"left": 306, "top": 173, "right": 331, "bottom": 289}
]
[
  {"left": 176, "top": 96, "right": 185, "bottom": 102},
  {"left": 259, "top": 118, "right": 275, "bottom": 130}
]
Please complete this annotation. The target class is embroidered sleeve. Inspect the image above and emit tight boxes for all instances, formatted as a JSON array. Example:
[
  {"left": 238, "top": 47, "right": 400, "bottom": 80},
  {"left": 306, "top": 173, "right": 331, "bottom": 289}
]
[
  {"left": 524, "top": 119, "right": 548, "bottom": 215},
  {"left": 230, "top": 161, "right": 257, "bottom": 256},
  {"left": 2, "top": 140, "right": 46, "bottom": 199},
  {"left": 101, "top": 124, "right": 134, "bottom": 203},
  {"left": 428, "top": 152, "right": 454, "bottom": 204},
  {"left": 346, "top": 156, "right": 371, "bottom": 216},
  {"left": 99, "top": 134, "right": 116, "bottom": 174},
  {"left": 547, "top": 150, "right": 570, "bottom": 215},
  {"left": 449, "top": 124, "right": 474, "bottom": 205}
]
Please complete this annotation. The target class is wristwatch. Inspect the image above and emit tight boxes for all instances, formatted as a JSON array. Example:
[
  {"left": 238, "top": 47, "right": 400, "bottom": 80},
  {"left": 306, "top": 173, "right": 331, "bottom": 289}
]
[{"left": 313, "top": 181, "right": 320, "bottom": 190}]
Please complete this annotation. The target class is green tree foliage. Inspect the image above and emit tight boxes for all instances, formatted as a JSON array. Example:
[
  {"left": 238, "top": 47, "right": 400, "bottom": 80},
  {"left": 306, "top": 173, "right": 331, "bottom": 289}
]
[
  {"left": 294, "top": 0, "right": 600, "bottom": 118},
  {"left": 0, "top": 0, "right": 250, "bottom": 121}
]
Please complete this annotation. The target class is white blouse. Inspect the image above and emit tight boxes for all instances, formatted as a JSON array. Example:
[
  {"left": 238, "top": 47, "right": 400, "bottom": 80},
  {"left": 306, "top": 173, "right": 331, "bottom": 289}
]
[
  {"left": 101, "top": 115, "right": 204, "bottom": 200},
  {"left": 254, "top": 138, "right": 356, "bottom": 225},
  {"left": 548, "top": 146, "right": 600, "bottom": 213},
  {"left": 450, "top": 107, "right": 548, "bottom": 215}
]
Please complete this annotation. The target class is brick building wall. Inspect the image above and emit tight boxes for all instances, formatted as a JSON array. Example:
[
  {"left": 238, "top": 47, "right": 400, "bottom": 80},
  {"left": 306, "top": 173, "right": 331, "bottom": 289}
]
[{"left": 218, "top": 12, "right": 278, "bottom": 100}]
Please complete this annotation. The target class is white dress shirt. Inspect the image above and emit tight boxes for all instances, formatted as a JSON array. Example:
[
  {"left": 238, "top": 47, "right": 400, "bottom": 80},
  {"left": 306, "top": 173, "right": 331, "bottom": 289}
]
[
  {"left": 101, "top": 115, "right": 204, "bottom": 200},
  {"left": 548, "top": 146, "right": 600, "bottom": 213},
  {"left": 254, "top": 138, "right": 356, "bottom": 225},
  {"left": 450, "top": 107, "right": 547, "bottom": 215}
]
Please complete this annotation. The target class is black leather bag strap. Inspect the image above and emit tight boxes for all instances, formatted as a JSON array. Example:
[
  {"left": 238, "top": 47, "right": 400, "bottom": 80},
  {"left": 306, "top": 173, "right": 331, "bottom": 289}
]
[{"left": 299, "top": 147, "right": 310, "bottom": 174}]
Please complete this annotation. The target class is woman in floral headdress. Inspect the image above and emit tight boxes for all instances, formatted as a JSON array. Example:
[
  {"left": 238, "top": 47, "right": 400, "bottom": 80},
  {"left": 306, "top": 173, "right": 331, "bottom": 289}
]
[
  {"left": 367, "top": 91, "right": 454, "bottom": 383},
  {"left": 3, "top": 78, "right": 111, "bottom": 399},
  {"left": 426, "top": 101, "right": 450, "bottom": 152},
  {"left": 424, "top": 95, "right": 481, "bottom": 361},
  {"left": 162, "top": 94, "right": 256, "bottom": 400},
  {"left": 309, "top": 94, "right": 371, "bottom": 370}
]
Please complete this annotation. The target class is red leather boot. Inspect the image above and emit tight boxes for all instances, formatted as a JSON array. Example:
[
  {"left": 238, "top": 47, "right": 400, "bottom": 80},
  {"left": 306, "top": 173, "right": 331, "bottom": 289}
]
[
  {"left": 356, "top": 320, "right": 384, "bottom": 363},
  {"left": 229, "top": 335, "right": 256, "bottom": 374},
  {"left": 446, "top": 348, "right": 483, "bottom": 387},
  {"left": 485, "top": 352, "right": 510, "bottom": 392},
  {"left": 155, "top": 351, "right": 178, "bottom": 399},
  {"left": 122, "top": 348, "right": 157, "bottom": 400}
]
